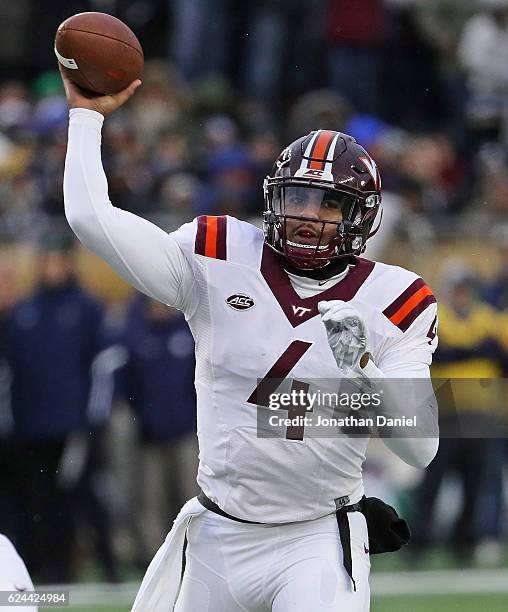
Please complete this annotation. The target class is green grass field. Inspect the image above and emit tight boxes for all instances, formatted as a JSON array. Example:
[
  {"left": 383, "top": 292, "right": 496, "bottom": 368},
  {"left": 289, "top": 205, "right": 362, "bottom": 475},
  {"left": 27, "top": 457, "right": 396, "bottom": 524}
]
[
  {"left": 38, "top": 565, "right": 508, "bottom": 611},
  {"left": 373, "top": 594, "right": 508, "bottom": 611},
  {"left": 41, "top": 594, "right": 508, "bottom": 612}
]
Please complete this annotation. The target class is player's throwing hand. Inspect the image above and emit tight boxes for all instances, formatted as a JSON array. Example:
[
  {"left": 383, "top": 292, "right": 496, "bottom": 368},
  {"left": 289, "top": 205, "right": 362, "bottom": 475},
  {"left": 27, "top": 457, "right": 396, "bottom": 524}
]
[
  {"left": 319, "top": 300, "right": 368, "bottom": 370},
  {"left": 58, "top": 65, "right": 141, "bottom": 117}
]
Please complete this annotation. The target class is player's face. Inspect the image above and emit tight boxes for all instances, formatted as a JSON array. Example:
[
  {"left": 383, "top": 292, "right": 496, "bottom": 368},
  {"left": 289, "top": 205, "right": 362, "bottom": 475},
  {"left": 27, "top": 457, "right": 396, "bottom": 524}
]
[{"left": 278, "top": 186, "right": 344, "bottom": 246}]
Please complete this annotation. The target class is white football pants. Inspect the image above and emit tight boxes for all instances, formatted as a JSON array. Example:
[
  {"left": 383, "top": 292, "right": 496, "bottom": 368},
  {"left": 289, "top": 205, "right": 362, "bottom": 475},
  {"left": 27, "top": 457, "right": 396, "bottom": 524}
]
[{"left": 174, "top": 508, "right": 370, "bottom": 612}]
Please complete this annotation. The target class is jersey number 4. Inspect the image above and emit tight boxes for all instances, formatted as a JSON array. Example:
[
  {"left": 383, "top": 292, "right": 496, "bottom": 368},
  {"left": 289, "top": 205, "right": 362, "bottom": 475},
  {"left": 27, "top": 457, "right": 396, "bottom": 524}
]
[{"left": 247, "top": 340, "right": 313, "bottom": 441}]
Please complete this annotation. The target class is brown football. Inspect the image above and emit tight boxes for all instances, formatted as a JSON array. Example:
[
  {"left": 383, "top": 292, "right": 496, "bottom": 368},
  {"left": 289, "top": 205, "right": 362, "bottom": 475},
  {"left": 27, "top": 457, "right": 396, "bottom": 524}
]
[{"left": 55, "top": 12, "right": 144, "bottom": 95}]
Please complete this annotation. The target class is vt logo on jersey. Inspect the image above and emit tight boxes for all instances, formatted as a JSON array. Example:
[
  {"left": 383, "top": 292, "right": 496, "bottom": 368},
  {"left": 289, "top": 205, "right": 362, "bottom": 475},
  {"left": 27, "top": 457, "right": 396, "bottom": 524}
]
[
  {"left": 292, "top": 305, "right": 312, "bottom": 317},
  {"left": 226, "top": 294, "right": 255, "bottom": 311}
]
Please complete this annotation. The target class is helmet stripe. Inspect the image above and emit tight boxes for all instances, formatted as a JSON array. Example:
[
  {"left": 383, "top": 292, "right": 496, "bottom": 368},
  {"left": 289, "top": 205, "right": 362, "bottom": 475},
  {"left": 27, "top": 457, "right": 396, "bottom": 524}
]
[
  {"left": 323, "top": 132, "right": 341, "bottom": 173},
  {"left": 301, "top": 131, "right": 321, "bottom": 169},
  {"left": 308, "top": 130, "right": 336, "bottom": 170}
]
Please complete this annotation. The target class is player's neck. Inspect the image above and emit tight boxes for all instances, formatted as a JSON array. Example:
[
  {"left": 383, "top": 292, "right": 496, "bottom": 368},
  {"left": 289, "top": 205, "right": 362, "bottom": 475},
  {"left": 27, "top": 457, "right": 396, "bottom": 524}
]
[{"left": 283, "top": 256, "right": 353, "bottom": 281}]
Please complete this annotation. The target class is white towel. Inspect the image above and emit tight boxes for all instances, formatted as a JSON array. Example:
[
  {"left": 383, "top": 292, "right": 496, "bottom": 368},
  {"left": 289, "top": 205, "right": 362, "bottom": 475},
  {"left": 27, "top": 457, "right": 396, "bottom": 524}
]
[{"left": 131, "top": 497, "right": 206, "bottom": 611}]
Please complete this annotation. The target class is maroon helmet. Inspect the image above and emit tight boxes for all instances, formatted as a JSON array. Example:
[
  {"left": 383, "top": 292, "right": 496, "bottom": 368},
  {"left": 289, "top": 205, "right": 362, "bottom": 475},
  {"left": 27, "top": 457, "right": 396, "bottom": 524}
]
[{"left": 263, "top": 129, "right": 382, "bottom": 269}]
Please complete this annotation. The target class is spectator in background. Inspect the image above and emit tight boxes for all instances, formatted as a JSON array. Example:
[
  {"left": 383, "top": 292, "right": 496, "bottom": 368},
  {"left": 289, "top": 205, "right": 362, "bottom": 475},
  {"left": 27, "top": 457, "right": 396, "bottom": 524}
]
[
  {"left": 0, "top": 263, "right": 14, "bottom": 368},
  {"left": 0, "top": 264, "right": 16, "bottom": 542},
  {"left": 411, "top": 0, "right": 471, "bottom": 144},
  {"left": 3, "top": 231, "right": 118, "bottom": 582},
  {"left": 241, "top": 0, "right": 290, "bottom": 102},
  {"left": 129, "top": 60, "right": 191, "bottom": 149},
  {"left": 241, "top": 0, "right": 326, "bottom": 102},
  {"left": 461, "top": 143, "right": 508, "bottom": 235},
  {"left": 345, "top": 116, "right": 438, "bottom": 260},
  {"left": 150, "top": 130, "right": 191, "bottom": 181},
  {"left": 410, "top": 262, "right": 507, "bottom": 564},
  {"left": 459, "top": 0, "right": 508, "bottom": 146},
  {"left": 0, "top": 81, "right": 31, "bottom": 136},
  {"left": 201, "top": 115, "right": 256, "bottom": 216},
  {"left": 382, "top": 1, "right": 445, "bottom": 129},
  {"left": 285, "top": 89, "right": 352, "bottom": 143},
  {"left": 156, "top": 172, "right": 206, "bottom": 231},
  {"left": 398, "top": 133, "right": 464, "bottom": 218},
  {"left": 119, "top": 296, "right": 198, "bottom": 556},
  {"left": 484, "top": 224, "right": 508, "bottom": 310},
  {"left": 326, "top": 0, "right": 386, "bottom": 114},
  {"left": 102, "top": 117, "right": 156, "bottom": 216},
  {"left": 170, "top": 0, "right": 230, "bottom": 84},
  {"left": 246, "top": 129, "right": 281, "bottom": 217},
  {"left": 479, "top": 223, "right": 508, "bottom": 565}
]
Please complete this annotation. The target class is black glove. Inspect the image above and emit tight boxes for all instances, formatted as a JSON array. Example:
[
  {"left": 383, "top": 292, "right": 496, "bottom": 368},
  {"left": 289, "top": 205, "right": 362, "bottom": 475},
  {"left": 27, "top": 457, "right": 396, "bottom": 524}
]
[{"left": 360, "top": 496, "right": 411, "bottom": 554}]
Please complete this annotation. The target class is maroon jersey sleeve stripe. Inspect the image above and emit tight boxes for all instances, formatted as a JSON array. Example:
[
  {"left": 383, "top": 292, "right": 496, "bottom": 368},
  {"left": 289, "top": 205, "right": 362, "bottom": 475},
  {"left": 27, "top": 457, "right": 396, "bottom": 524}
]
[
  {"left": 215, "top": 215, "right": 227, "bottom": 260},
  {"left": 195, "top": 215, "right": 208, "bottom": 256},
  {"left": 194, "top": 215, "right": 227, "bottom": 260},
  {"left": 383, "top": 278, "right": 425, "bottom": 320},
  {"left": 396, "top": 294, "right": 437, "bottom": 332}
]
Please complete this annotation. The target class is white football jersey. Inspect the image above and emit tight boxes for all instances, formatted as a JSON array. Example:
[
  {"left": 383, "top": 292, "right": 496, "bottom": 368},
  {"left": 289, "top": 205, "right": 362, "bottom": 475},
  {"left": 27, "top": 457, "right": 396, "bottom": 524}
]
[
  {"left": 171, "top": 216, "right": 438, "bottom": 523},
  {"left": 63, "top": 111, "right": 437, "bottom": 524}
]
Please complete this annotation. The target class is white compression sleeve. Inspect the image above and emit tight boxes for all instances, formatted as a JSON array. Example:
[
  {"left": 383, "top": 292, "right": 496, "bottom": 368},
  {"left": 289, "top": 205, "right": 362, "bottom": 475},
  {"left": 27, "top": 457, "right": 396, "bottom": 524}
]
[
  {"left": 64, "top": 108, "right": 194, "bottom": 311},
  {"left": 361, "top": 359, "right": 439, "bottom": 469}
]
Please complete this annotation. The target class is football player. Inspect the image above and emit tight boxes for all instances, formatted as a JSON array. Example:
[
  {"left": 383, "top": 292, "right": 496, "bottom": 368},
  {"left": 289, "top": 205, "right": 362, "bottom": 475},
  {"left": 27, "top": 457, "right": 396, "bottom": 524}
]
[{"left": 59, "top": 73, "right": 439, "bottom": 612}]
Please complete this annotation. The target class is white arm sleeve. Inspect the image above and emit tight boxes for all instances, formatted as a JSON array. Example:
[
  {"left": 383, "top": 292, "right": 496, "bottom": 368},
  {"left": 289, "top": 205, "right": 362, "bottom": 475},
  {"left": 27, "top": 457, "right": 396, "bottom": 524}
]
[
  {"left": 364, "top": 304, "right": 439, "bottom": 469},
  {"left": 64, "top": 108, "right": 195, "bottom": 312}
]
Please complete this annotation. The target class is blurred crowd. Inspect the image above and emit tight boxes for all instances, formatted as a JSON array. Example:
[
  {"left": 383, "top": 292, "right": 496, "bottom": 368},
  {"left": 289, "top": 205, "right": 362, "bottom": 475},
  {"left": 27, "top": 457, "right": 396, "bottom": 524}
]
[
  {"left": 0, "top": 233, "right": 198, "bottom": 582},
  {"left": 0, "top": 0, "right": 507, "bottom": 583}
]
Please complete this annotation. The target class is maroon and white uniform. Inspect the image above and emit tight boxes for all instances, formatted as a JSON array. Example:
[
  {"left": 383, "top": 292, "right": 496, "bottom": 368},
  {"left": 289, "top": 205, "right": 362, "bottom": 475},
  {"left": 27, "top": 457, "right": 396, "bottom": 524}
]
[
  {"left": 170, "top": 215, "right": 438, "bottom": 523},
  {"left": 64, "top": 109, "right": 438, "bottom": 612}
]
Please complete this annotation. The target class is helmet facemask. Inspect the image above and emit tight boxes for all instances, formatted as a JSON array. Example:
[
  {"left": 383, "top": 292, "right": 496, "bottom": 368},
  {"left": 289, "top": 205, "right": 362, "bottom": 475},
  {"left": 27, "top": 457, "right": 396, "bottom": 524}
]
[{"left": 264, "top": 179, "right": 378, "bottom": 270}]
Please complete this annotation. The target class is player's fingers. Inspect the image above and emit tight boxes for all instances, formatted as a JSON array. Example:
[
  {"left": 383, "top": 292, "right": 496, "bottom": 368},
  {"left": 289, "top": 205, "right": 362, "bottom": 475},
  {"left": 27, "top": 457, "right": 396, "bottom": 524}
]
[
  {"left": 321, "top": 305, "right": 358, "bottom": 323},
  {"left": 333, "top": 306, "right": 362, "bottom": 320},
  {"left": 321, "top": 307, "right": 346, "bottom": 323},
  {"left": 319, "top": 299, "right": 347, "bottom": 311},
  {"left": 57, "top": 63, "right": 67, "bottom": 81},
  {"left": 57, "top": 64, "right": 73, "bottom": 95},
  {"left": 357, "top": 317, "right": 367, "bottom": 335},
  {"left": 57, "top": 65, "right": 88, "bottom": 104},
  {"left": 113, "top": 79, "right": 142, "bottom": 105},
  {"left": 321, "top": 309, "right": 345, "bottom": 324},
  {"left": 57, "top": 63, "right": 79, "bottom": 92},
  {"left": 317, "top": 300, "right": 331, "bottom": 315},
  {"left": 320, "top": 309, "right": 334, "bottom": 323},
  {"left": 318, "top": 299, "right": 349, "bottom": 315}
]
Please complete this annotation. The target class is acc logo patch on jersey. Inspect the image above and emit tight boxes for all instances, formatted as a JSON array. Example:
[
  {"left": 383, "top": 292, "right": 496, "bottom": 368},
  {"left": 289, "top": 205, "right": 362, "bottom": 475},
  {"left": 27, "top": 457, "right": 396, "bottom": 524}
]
[{"left": 226, "top": 294, "right": 255, "bottom": 311}]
